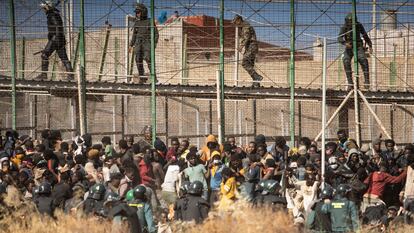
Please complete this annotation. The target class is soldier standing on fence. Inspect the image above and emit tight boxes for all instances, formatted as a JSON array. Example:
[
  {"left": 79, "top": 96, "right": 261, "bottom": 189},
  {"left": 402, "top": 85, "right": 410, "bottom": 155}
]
[
  {"left": 129, "top": 3, "right": 159, "bottom": 84},
  {"left": 232, "top": 15, "right": 263, "bottom": 88},
  {"left": 338, "top": 13, "right": 372, "bottom": 91},
  {"left": 35, "top": 1, "right": 74, "bottom": 81}
]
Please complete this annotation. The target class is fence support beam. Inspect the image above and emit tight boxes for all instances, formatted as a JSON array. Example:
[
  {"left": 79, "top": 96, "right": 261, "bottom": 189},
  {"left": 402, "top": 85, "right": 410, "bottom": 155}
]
[
  {"left": 8, "top": 0, "right": 17, "bottom": 130},
  {"left": 352, "top": 0, "right": 361, "bottom": 146},
  {"left": 78, "top": 0, "right": 87, "bottom": 135},
  {"left": 289, "top": 0, "right": 296, "bottom": 147},
  {"left": 218, "top": 0, "right": 226, "bottom": 144},
  {"left": 98, "top": 24, "right": 112, "bottom": 81},
  {"left": 150, "top": 0, "right": 157, "bottom": 145}
]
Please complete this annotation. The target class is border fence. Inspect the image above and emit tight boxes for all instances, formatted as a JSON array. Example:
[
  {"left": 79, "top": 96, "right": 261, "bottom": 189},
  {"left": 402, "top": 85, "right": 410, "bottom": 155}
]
[{"left": 1, "top": 0, "right": 414, "bottom": 148}]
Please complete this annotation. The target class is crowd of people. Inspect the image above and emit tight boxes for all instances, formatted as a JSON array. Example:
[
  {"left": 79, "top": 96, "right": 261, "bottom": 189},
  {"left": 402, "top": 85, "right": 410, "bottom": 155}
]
[{"left": 0, "top": 127, "right": 414, "bottom": 233}]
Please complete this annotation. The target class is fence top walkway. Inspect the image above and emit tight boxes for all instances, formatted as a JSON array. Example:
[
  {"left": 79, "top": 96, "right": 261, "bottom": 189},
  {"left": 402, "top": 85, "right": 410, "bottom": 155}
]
[{"left": 1, "top": 77, "right": 414, "bottom": 104}]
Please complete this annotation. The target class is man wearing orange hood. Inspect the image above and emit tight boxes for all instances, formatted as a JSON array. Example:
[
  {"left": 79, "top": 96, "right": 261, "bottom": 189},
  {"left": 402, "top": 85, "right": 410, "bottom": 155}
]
[{"left": 200, "top": 135, "right": 223, "bottom": 163}]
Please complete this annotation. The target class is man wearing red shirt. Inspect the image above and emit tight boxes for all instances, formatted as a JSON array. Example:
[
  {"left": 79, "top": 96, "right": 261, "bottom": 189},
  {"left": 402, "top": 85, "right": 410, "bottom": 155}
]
[{"left": 362, "top": 163, "right": 407, "bottom": 212}]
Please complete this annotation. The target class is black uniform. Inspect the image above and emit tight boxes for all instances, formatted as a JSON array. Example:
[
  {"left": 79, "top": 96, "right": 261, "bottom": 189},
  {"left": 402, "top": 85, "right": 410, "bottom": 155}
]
[
  {"left": 176, "top": 195, "right": 210, "bottom": 223},
  {"left": 108, "top": 203, "right": 142, "bottom": 233},
  {"left": 83, "top": 198, "right": 105, "bottom": 216},
  {"left": 37, "top": 8, "right": 73, "bottom": 80},
  {"left": 34, "top": 195, "right": 55, "bottom": 217},
  {"left": 253, "top": 194, "right": 287, "bottom": 212}
]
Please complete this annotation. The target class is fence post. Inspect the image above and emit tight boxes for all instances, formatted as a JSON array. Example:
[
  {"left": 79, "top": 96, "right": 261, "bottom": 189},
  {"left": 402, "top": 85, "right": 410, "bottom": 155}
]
[
  {"left": 8, "top": 0, "right": 17, "bottom": 130},
  {"left": 289, "top": 0, "right": 296, "bottom": 147}
]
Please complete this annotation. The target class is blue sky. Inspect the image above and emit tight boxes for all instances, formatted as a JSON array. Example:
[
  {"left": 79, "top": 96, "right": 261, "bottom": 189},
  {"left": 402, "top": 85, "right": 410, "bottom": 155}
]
[{"left": 1, "top": 0, "right": 413, "bottom": 58}]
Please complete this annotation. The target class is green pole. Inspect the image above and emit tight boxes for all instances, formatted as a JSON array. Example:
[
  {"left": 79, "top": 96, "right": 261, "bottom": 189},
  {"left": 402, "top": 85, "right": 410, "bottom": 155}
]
[
  {"left": 351, "top": 0, "right": 359, "bottom": 83},
  {"left": 351, "top": 0, "right": 361, "bottom": 146},
  {"left": 150, "top": 0, "right": 156, "bottom": 146},
  {"left": 79, "top": 0, "right": 87, "bottom": 134},
  {"left": 219, "top": 0, "right": 225, "bottom": 144},
  {"left": 289, "top": 0, "right": 295, "bottom": 147},
  {"left": 72, "top": 33, "right": 80, "bottom": 72},
  {"left": 98, "top": 24, "right": 111, "bottom": 81},
  {"left": 20, "top": 37, "right": 25, "bottom": 79},
  {"left": 8, "top": 0, "right": 17, "bottom": 130}
]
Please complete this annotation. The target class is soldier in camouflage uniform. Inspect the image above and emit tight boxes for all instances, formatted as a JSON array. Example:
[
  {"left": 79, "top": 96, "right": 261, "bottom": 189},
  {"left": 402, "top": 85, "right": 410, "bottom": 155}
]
[
  {"left": 232, "top": 15, "right": 263, "bottom": 87},
  {"left": 338, "top": 13, "right": 372, "bottom": 90},
  {"left": 129, "top": 3, "right": 159, "bottom": 84}
]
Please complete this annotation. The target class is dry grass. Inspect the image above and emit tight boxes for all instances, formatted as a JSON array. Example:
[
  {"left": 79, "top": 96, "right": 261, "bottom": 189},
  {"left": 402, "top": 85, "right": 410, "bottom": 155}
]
[{"left": 2, "top": 191, "right": 413, "bottom": 233}]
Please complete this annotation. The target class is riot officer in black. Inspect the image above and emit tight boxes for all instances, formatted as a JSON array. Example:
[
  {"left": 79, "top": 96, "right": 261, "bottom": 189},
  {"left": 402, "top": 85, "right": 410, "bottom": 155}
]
[
  {"left": 177, "top": 181, "right": 210, "bottom": 223},
  {"left": 104, "top": 192, "right": 142, "bottom": 233},
  {"left": 174, "top": 180, "right": 191, "bottom": 221},
  {"left": 33, "top": 182, "right": 55, "bottom": 217},
  {"left": 83, "top": 183, "right": 106, "bottom": 216},
  {"left": 253, "top": 179, "right": 287, "bottom": 211},
  {"left": 35, "top": 1, "right": 74, "bottom": 81}
]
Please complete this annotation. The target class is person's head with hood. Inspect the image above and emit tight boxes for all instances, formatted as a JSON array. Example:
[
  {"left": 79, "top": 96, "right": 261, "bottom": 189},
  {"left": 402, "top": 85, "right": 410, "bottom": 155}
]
[
  {"left": 328, "top": 156, "right": 339, "bottom": 170},
  {"left": 211, "top": 151, "right": 222, "bottom": 166},
  {"left": 0, "top": 156, "right": 11, "bottom": 174},
  {"left": 348, "top": 148, "right": 360, "bottom": 163},
  {"left": 206, "top": 134, "right": 219, "bottom": 150},
  {"left": 372, "top": 138, "right": 382, "bottom": 152}
]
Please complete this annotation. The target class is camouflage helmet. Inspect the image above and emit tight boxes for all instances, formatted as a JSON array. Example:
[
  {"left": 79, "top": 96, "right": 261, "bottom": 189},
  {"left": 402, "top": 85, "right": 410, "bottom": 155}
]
[
  {"left": 125, "top": 189, "right": 135, "bottom": 202},
  {"left": 232, "top": 14, "right": 243, "bottom": 24},
  {"left": 134, "top": 3, "right": 148, "bottom": 19},
  {"left": 40, "top": 1, "right": 55, "bottom": 10},
  {"left": 345, "top": 13, "right": 355, "bottom": 23}
]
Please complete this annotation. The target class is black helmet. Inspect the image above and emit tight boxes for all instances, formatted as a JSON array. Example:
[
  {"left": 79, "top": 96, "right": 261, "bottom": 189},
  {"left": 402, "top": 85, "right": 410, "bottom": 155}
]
[
  {"left": 320, "top": 185, "right": 334, "bottom": 200},
  {"left": 180, "top": 181, "right": 191, "bottom": 195},
  {"left": 104, "top": 192, "right": 120, "bottom": 205},
  {"left": 257, "top": 180, "right": 268, "bottom": 192},
  {"left": 134, "top": 3, "right": 148, "bottom": 19},
  {"left": 336, "top": 184, "right": 352, "bottom": 197},
  {"left": 133, "top": 185, "right": 147, "bottom": 200},
  {"left": 263, "top": 180, "right": 281, "bottom": 195},
  {"left": 38, "top": 182, "right": 52, "bottom": 195},
  {"left": 89, "top": 183, "right": 106, "bottom": 200},
  {"left": 188, "top": 181, "right": 203, "bottom": 196}
]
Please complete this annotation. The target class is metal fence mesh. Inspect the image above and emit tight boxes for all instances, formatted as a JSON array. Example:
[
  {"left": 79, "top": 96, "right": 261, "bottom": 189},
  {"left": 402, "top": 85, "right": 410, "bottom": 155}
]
[{"left": 1, "top": 0, "right": 414, "bottom": 146}]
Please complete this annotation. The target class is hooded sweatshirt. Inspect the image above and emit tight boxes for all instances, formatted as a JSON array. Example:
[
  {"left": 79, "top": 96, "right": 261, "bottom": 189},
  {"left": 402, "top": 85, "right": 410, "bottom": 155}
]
[{"left": 200, "top": 135, "right": 223, "bottom": 163}]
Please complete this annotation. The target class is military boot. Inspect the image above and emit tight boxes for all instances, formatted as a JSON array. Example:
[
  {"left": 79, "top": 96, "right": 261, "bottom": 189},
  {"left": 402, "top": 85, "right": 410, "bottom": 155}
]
[
  {"left": 252, "top": 73, "right": 263, "bottom": 88},
  {"left": 63, "top": 61, "right": 74, "bottom": 81}
]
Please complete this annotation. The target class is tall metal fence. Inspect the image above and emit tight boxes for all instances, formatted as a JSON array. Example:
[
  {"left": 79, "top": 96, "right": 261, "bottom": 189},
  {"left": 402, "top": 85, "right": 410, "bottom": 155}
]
[{"left": 1, "top": 0, "right": 414, "bottom": 147}]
